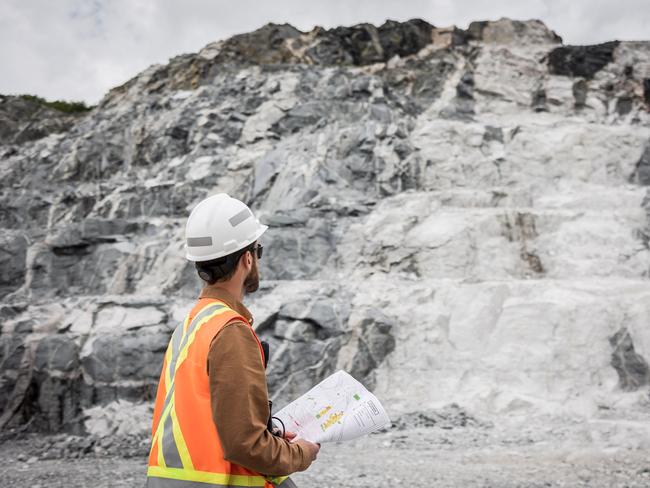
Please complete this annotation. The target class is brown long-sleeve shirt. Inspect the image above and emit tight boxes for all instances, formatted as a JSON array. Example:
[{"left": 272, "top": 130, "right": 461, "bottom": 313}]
[{"left": 201, "top": 285, "right": 309, "bottom": 476}]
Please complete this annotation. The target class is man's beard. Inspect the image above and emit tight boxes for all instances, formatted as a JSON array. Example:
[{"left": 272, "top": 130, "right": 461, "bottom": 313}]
[{"left": 243, "top": 257, "right": 260, "bottom": 294}]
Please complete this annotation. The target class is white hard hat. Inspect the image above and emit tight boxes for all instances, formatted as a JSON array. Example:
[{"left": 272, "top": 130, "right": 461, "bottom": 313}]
[{"left": 185, "top": 193, "right": 268, "bottom": 262}]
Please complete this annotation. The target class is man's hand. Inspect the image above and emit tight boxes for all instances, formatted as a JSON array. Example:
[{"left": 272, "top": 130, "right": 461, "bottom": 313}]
[
  {"left": 284, "top": 431, "right": 297, "bottom": 441},
  {"left": 293, "top": 438, "right": 320, "bottom": 466}
]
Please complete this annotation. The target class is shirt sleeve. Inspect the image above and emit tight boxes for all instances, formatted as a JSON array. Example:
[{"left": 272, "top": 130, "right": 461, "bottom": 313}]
[{"left": 207, "top": 321, "right": 311, "bottom": 476}]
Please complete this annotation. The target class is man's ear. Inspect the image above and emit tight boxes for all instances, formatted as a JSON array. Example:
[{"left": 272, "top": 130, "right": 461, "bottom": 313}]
[{"left": 240, "top": 250, "right": 252, "bottom": 271}]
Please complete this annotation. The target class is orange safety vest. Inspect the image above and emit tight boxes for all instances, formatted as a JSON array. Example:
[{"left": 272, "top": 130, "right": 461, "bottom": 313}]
[{"left": 146, "top": 298, "right": 288, "bottom": 488}]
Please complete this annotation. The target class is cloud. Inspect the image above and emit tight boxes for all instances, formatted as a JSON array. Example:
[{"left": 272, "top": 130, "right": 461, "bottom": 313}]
[{"left": 1, "top": 0, "right": 648, "bottom": 104}]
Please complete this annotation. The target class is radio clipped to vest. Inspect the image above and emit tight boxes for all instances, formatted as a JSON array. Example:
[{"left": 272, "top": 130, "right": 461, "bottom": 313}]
[
  {"left": 261, "top": 340, "right": 285, "bottom": 438},
  {"left": 261, "top": 340, "right": 270, "bottom": 369}
]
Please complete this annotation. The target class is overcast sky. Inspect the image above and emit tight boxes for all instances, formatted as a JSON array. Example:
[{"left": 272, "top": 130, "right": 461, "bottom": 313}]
[{"left": 2, "top": 0, "right": 649, "bottom": 104}]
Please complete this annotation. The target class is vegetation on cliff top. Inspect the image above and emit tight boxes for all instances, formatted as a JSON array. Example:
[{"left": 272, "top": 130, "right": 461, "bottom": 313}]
[{"left": 19, "top": 94, "right": 94, "bottom": 114}]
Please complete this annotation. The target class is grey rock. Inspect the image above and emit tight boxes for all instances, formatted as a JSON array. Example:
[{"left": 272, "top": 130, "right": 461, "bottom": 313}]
[
  {"left": 0, "top": 95, "right": 87, "bottom": 145},
  {"left": 0, "top": 230, "right": 28, "bottom": 298},
  {"left": 609, "top": 327, "right": 650, "bottom": 391},
  {"left": 348, "top": 309, "right": 396, "bottom": 389},
  {"left": 34, "top": 372, "right": 81, "bottom": 433},
  {"left": 616, "top": 96, "right": 633, "bottom": 116},
  {"left": 260, "top": 219, "right": 336, "bottom": 280},
  {"left": 466, "top": 18, "right": 562, "bottom": 45},
  {"left": 630, "top": 144, "right": 650, "bottom": 185},
  {"left": 456, "top": 72, "right": 475, "bottom": 100},
  {"left": 278, "top": 297, "right": 346, "bottom": 333},
  {"left": 270, "top": 101, "right": 326, "bottom": 135},
  {"left": 313, "top": 19, "right": 434, "bottom": 66},
  {"left": 548, "top": 41, "right": 619, "bottom": 79},
  {"left": 252, "top": 149, "right": 285, "bottom": 200},
  {"left": 0, "top": 333, "right": 29, "bottom": 426},
  {"left": 0, "top": 332, "right": 83, "bottom": 432},
  {"left": 531, "top": 87, "right": 548, "bottom": 112},
  {"left": 80, "top": 331, "right": 169, "bottom": 384},
  {"left": 34, "top": 336, "right": 79, "bottom": 373},
  {"left": 255, "top": 291, "right": 350, "bottom": 405},
  {"left": 572, "top": 79, "right": 588, "bottom": 108}
]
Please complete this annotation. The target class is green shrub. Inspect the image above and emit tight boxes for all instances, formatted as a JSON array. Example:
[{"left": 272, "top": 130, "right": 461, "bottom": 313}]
[{"left": 20, "top": 94, "right": 94, "bottom": 114}]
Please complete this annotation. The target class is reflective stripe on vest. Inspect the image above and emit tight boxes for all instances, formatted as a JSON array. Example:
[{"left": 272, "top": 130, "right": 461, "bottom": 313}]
[
  {"left": 147, "top": 300, "right": 289, "bottom": 488},
  {"left": 146, "top": 469, "right": 291, "bottom": 488}
]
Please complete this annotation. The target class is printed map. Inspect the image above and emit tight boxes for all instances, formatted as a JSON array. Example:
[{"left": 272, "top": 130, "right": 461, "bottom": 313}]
[{"left": 274, "top": 370, "right": 391, "bottom": 443}]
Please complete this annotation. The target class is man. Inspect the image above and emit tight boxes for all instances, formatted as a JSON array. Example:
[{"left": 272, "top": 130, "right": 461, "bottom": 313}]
[{"left": 146, "top": 193, "right": 320, "bottom": 488}]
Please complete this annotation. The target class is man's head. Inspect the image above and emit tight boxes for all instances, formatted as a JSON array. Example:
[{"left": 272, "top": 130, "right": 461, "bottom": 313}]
[
  {"left": 185, "top": 194, "right": 267, "bottom": 294},
  {"left": 194, "top": 241, "right": 262, "bottom": 293}
]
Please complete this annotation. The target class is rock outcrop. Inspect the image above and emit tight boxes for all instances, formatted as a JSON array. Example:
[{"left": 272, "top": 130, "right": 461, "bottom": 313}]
[
  {"left": 0, "top": 95, "right": 89, "bottom": 146},
  {"left": 1, "top": 17, "right": 650, "bottom": 434}
]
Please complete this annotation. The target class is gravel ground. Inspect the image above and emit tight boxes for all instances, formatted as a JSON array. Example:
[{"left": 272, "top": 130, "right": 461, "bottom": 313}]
[{"left": 2, "top": 417, "right": 650, "bottom": 488}]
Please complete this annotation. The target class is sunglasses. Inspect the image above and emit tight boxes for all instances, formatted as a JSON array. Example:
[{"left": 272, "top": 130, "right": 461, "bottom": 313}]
[{"left": 252, "top": 244, "right": 263, "bottom": 260}]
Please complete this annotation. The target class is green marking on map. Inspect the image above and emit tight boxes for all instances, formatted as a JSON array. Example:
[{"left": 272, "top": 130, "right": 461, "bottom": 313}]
[{"left": 353, "top": 394, "right": 360, "bottom": 401}]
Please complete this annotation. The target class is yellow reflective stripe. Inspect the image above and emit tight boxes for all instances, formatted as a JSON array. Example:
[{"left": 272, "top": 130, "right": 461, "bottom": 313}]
[
  {"left": 147, "top": 466, "right": 267, "bottom": 487},
  {"left": 266, "top": 475, "right": 288, "bottom": 485},
  {"left": 152, "top": 340, "right": 175, "bottom": 466},
  {"left": 157, "top": 421, "right": 166, "bottom": 468},
  {"left": 165, "top": 315, "right": 190, "bottom": 389},
  {"left": 170, "top": 398, "right": 193, "bottom": 470},
  {"left": 174, "top": 307, "right": 231, "bottom": 371},
  {"left": 163, "top": 344, "right": 173, "bottom": 391},
  {"left": 155, "top": 392, "right": 177, "bottom": 467}
]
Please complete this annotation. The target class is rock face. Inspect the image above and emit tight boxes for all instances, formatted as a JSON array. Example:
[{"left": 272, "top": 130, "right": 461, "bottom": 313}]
[
  {"left": 0, "top": 95, "right": 88, "bottom": 146},
  {"left": 1, "top": 18, "right": 650, "bottom": 434}
]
